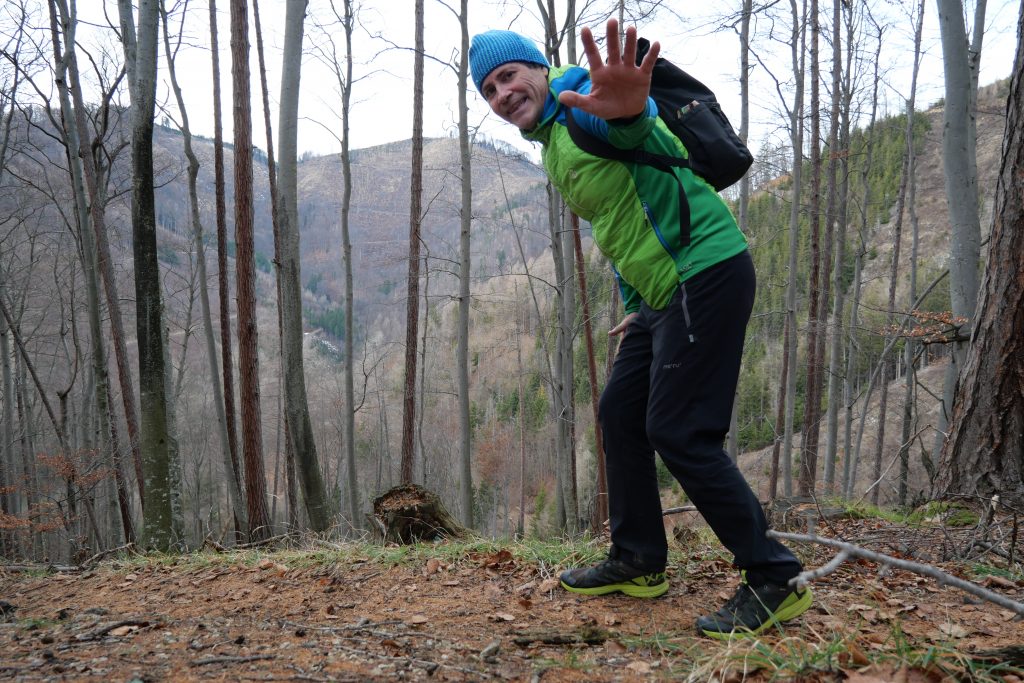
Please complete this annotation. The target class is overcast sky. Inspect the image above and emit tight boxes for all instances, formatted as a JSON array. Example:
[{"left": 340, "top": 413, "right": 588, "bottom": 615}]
[{"left": 69, "top": 0, "right": 1021, "bottom": 163}]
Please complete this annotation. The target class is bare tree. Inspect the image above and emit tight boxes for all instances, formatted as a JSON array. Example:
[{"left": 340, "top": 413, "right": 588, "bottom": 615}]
[
  {"left": 118, "top": 0, "right": 176, "bottom": 549},
  {"left": 277, "top": 0, "right": 332, "bottom": 531},
  {"left": 933, "top": 0, "right": 986, "bottom": 462},
  {"left": 870, "top": 0, "right": 925, "bottom": 506},
  {"left": 399, "top": 0, "right": 424, "bottom": 487},
  {"left": 454, "top": 0, "right": 474, "bottom": 526},
  {"left": 229, "top": 0, "right": 271, "bottom": 540},
  {"left": 208, "top": 0, "right": 246, "bottom": 539},
  {"left": 159, "top": 0, "right": 246, "bottom": 534}
]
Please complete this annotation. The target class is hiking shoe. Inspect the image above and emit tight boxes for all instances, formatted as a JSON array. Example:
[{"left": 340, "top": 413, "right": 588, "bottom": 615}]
[
  {"left": 560, "top": 558, "right": 669, "bottom": 598},
  {"left": 696, "top": 577, "right": 812, "bottom": 639}
]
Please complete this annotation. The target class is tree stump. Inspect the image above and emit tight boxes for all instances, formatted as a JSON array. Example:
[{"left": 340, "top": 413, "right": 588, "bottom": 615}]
[{"left": 372, "top": 484, "right": 469, "bottom": 544}]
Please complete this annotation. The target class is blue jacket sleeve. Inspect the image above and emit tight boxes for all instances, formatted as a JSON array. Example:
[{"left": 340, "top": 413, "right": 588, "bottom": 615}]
[{"left": 569, "top": 93, "right": 659, "bottom": 150}]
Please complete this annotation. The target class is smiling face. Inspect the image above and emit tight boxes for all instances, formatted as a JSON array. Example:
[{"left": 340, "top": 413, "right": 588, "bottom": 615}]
[{"left": 480, "top": 62, "right": 550, "bottom": 131}]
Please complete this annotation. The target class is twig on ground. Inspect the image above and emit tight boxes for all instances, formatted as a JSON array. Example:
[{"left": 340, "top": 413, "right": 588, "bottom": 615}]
[
  {"left": 191, "top": 654, "right": 276, "bottom": 666},
  {"left": 768, "top": 530, "right": 1024, "bottom": 617},
  {"left": 74, "top": 619, "right": 153, "bottom": 641},
  {"left": 662, "top": 505, "right": 696, "bottom": 515},
  {"left": 81, "top": 544, "right": 137, "bottom": 568}
]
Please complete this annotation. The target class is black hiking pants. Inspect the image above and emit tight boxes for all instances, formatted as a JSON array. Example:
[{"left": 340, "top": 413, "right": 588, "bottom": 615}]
[{"left": 599, "top": 250, "right": 802, "bottom": 586}]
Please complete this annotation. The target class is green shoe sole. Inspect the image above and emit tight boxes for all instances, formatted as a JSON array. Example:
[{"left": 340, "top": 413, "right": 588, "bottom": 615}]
[
  {"left": 700, "top": 586, "right": 813, "bottom": 640},
  {"left": 560, "top": 578, "right": 669, "bottom": 598}
]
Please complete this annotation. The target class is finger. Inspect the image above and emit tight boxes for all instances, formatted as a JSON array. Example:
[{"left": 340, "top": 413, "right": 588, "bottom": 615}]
[
  {"left": 622, "top": 25, "right": 638, "bottom": 67},
  {"left": 605, "top": 18, "right": 621, "bottom": 66},
  {"left": 580, "top": 25, "right": 603, "bottom": 70},
  {"left": 557, "top": 90, "right": 584, "bottom": 109},
  {"left": 639, "top": 39, "right": 660, "bottom": 74}
]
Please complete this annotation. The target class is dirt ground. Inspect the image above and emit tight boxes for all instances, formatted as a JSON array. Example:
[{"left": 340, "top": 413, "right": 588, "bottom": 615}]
[{"left": 2, "top": 517, "right": 1023, "bottom": 682}]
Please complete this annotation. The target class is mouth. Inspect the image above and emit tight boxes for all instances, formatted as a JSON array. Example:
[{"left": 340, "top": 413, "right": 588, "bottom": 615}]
[{"left": 505, "top": 96, "right": 528, "bottom": 119}]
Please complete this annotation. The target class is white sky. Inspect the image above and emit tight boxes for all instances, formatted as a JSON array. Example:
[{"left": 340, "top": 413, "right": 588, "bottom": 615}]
[{"left": 69, "top": 0, "right": 1021, "bottom": 163}]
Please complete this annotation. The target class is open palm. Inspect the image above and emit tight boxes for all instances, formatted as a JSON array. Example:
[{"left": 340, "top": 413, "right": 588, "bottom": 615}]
[{"left": 557, "top": 19, "right": 660, "bottom": 121}]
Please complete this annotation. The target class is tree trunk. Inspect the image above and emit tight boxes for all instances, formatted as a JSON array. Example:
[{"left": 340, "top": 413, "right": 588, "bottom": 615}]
[
  {"left": 230, "top": 0, "right": 272, "bottom": 541},
  {"left": 400, "top": 0, "right": 424, "bottom": 486},
  {"left": 455, "top": 0, "right": 474, "bottom": 527},
  {"left": 117, "top": 0, "right": 176, "bottom": 549},
  {"left": 933, "top": 0, "right": 983, "bottom": 462},
  {"left": 730, "top": 0, "right": 753, "bottom": 462},
  {"left": 276, "top": 0, "right": 332, "bottom": 531},
  {"left": 159, "top": 0, "right": 246, "bottom": 535},
  {"left": 208, "top": 0, "right": 245, "bottom": 540},
  {"left": 938, "top": 3, "right": 1024, "bottom": 505},
  {"left": 573, "top": 215, "right": 607, "bottom": 530},
  {"left": 798, "top": 0, "right": 823, "bottom": 497},
  {"left": 781, "top": 0, "right": 806, "bottom": 498}
]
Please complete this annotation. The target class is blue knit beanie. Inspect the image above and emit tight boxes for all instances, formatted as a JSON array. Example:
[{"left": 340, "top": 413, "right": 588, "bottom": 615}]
[{"left": 469, "top": 30, "right": 548, "bottom": 95}]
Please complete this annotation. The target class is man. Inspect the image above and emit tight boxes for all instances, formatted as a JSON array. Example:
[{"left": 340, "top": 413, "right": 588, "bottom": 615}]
[{"left": 469, "top": 20, "right": 812, "bottom": 638}]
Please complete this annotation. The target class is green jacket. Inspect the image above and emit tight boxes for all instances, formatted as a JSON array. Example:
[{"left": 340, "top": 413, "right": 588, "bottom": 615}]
[{"left": 523, "top": 65, "right": 747, "bottom": 312}]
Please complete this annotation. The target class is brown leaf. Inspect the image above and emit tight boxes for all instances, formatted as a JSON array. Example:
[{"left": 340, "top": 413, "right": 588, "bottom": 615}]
[
  {"left": 257, "top": 559, "right": 275, "bottom": 570},
  {"left": 108, "top": 625, "right": 139, "bottom": 637},
  {"left": 603, "top": 614, "right": 620, "bottom": 626},
  {"left": 626, "top": 661, "right": 651, "bottom": 675},
  {"left": 981, "top": 575, "right": 1016, "bottom": 590},
  {"left": 408, "top": 614, "right": 429, "bottom": 624},
  {"left": 538, "top": 578, "right": 560, "bottom": 593},
  {"left": 425, "top": 558, "right": 442, "bottom": 575},
  {"left": 490, "top": 612, "right": 516, "bottom": 622},
  {"left": 937, "top": 623, "right": 969, "bottom": 639},
  {"left": 517, "top": 598, "right": 533, "bottom": 609}
]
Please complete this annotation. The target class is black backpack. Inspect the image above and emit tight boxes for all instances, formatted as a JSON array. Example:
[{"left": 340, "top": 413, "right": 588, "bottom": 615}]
[{"left": 565, "top": 37, "right": 753, "bottom": 193}]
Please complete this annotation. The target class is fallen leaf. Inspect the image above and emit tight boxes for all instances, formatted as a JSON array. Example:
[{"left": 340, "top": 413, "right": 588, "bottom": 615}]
[
  {"left": 518, "top": 598, "right": 533, "bottom": 609},
  {"left": 538, "top": 578, "right": 560, "bottom": 593},
  {"left": 109, "top": 625, "right": 139, "bottom": 637},
  {"left": 257, "top": 559, "right": 274, "bottom": 570},
  {"left": 490, "top": 612, "right": 515, "bottom": 622},
  {"left": 442, "top": 580, "right": 460, "bottom": 587},
  {"left": 981, "top": 575, "right": 1016, "bottom": 590},
  {"left": 425, "top": 558, "right": 442, "bottom": 575},
  {"left": 603, "top": 614, "right": 619, "bottom": 626},
  {"left": 937, "top": 623, "right": 969, "bottom": 639},
  {"left": 626, "top": 661, "right": 651, "bottom": 674},
  {"left": 408, "top": 614, "right": 429, "bottom": 624}
]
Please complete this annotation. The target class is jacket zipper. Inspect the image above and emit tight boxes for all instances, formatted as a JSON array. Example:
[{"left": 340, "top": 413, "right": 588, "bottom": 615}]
[{"left": 642, "top": 201, "right": 678, "bottom": 261}]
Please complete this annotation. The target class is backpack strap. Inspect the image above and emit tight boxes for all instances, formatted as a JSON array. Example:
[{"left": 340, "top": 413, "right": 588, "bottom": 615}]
[{"left": 564, "top": 107, "right": 692, "bottom": 246}]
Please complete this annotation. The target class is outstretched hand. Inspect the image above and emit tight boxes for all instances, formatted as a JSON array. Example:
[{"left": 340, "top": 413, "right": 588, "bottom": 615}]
[{"left": 557, "top": 19, "right": 660, "bottom": 121}]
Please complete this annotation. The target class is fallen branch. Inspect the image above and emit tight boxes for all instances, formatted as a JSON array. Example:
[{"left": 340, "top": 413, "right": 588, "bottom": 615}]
[
  {"left": 80, "top": 543, "right": 138, "bottom": 569},
  {"left": 74, "top": 619, "right": 152, "bottom": 641},
  {"left": 191, "top": 654, "right": 276, "bottom": 666},
  {"left": 512, "top": 628, "right": 609, "bottom": 646},
  {"left": 662, "top": 505, "right": 697, "bottom": 515},
  {"left": 768, "top": 530, "right": 1024, "bottom": 617}
]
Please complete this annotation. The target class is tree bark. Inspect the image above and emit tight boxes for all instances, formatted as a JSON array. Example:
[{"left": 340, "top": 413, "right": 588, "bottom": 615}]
[
  {"left": 159, "top": 0, "right": 246, "bottom": 535},
  {"left": 933, "top": 0, "right": 983, "bottom": 463},
  {"left": 455, "top": 0, "right": 474, "bottom": 527},
  {"left": 400, "top": 0, "right": 424, "bottom": 488},
  {"left": 276, "top": 0, "right": 332, "bottom": 531},
  {"left": 938, "top": 2, "right": 1024, "bottom": 505},
  {"left": 230, "top": 0, "right": 272, "bottom": 541},
  {"left": 116, "top": 0, "right": 176, "bottom": 549},
  {"left": 208, "top": 0, "right": 245, "bottom": 540}
]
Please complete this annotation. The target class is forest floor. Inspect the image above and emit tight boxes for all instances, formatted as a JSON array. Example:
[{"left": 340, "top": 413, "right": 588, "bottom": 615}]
[{"left": 2, "top": 510, "right": 1023, "bottom": 682}]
